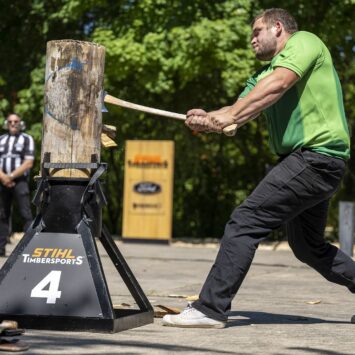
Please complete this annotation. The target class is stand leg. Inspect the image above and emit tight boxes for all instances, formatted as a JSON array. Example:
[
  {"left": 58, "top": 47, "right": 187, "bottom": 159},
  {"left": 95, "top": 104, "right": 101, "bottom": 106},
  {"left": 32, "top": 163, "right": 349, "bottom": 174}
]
[{"left": 99, "top": 225, "right": 153, "bottom": 312}]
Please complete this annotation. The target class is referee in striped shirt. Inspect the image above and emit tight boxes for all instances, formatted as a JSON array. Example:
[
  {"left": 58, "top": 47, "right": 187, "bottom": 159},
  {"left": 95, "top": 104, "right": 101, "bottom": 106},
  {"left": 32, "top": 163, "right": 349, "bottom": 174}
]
[{"left": 0, "top": 114, "right": 35, "bottom": 256}]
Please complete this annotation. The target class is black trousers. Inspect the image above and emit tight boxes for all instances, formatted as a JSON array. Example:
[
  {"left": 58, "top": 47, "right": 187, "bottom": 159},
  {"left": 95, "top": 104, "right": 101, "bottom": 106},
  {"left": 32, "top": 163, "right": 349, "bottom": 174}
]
[
  {"left": 193, "top": 149, "right": 355, "bottom": 322},
  {"left": 0, "top": 179, "right": 33, "bottom": 249}
]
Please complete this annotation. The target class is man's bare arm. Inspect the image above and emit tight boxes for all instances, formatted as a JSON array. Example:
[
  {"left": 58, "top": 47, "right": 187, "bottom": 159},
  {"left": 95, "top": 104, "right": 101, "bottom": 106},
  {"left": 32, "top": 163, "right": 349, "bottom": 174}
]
[
  {"left": 0, "top": 170, "right": 13, "bottom": 187},
  {"left": 230, "top": 68, "right": 298, "bottom": 123},
  {"left": 211, "top": 102, "right": 260, "bottom": 128},
  {"left": 208, "top": 67, "right": 299, "bottom": 131},
  {"left": 209, "top": 106, "right": 231, "bottom": 115},
  {"left": 9, "top": 160, "right": 34, "bottom": 180}
]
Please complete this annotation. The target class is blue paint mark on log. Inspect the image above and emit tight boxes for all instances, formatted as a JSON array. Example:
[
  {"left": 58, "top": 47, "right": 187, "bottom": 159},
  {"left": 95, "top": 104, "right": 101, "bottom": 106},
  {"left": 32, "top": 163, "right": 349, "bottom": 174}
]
[
  {"left": 44, "top": 106, "right": 71, "bottom": 128},
  {"left": 45, "top": 58, "right": 86, "bottom": 82},
  {"left": 65, "top": 58, "right": 85, "bottom": 72}
]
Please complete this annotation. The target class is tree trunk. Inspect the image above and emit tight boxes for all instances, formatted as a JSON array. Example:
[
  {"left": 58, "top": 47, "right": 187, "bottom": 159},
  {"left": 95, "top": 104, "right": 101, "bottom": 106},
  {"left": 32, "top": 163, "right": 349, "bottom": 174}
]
[{"left": 41, "top": 40, "right": 105, "bottom": 178}]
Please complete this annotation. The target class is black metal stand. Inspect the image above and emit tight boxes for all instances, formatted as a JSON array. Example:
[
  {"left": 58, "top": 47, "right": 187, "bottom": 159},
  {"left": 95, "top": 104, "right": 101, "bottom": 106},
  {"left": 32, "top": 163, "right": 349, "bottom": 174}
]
[{"left": 0, "top": 156, "right": 153, "bottom": 332}]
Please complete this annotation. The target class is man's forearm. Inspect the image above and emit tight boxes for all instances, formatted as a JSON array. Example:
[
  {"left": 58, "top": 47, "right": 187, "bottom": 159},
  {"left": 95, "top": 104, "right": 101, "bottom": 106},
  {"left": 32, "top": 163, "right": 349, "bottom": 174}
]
[
  {"left": 9, "top": 160, "right": 34, "bottom": 179},
  {"left": 0, "top": 169, "right": 14, "bottom": 187},
  {"left": 228, "top": 68, "right": 299, "bottom": 125},
  {"left": 0, "top": 170, "right": 8, "bottom": 182},
  {"left": 186, "top": 68, "right": 298, "bottom": 133},
  {"left": 209, "top": 106, "right": 232, "bottom": 115}
]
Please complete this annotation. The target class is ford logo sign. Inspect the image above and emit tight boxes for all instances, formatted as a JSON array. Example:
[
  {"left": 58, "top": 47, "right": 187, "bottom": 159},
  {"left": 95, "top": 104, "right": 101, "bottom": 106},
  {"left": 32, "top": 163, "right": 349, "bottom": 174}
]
[{"left": 133, "top": 182, "right": 162, "bottom": 195}]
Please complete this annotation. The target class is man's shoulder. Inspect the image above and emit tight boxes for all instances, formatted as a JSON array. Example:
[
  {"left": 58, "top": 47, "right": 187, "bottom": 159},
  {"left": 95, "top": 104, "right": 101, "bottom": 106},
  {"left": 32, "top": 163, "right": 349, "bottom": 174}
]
[{"left": 288, "top": 31, "right": 323, "bottom": 47}]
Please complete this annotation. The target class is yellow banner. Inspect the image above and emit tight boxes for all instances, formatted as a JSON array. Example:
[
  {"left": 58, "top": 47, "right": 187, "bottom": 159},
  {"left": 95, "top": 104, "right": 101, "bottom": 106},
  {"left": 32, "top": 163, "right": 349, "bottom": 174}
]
[{"left": 122, "top": 140, "right": 174, "bottom": 241}]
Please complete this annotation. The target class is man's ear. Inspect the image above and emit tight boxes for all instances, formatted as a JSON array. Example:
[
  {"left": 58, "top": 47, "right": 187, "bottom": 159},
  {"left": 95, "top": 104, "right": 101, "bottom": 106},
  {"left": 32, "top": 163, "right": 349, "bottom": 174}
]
[{"left": 271, "top": 21, "right": 283, "bottom": 37}]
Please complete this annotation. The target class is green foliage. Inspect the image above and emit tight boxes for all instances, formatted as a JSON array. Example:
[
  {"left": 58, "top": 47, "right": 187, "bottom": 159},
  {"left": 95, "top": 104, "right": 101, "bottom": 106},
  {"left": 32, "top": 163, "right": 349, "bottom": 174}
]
[
  {"left": 91, "top": 0, "right": 269, "bottom": 236},
  {"left": 0, "top": 0, "right": 354, "bottom": 239}
]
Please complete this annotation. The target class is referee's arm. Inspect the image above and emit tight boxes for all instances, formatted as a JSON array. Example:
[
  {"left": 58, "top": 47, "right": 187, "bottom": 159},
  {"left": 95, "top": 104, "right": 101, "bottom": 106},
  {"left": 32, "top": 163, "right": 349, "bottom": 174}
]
[
  {"left": 0, "top": 169, "right": 14, "bottom": 187},
  {"left": 8, "top": 159, "right": 34, "bottom": 181},
  {"left": 8, "top": 134, "right": 35, "bottom": 181}
]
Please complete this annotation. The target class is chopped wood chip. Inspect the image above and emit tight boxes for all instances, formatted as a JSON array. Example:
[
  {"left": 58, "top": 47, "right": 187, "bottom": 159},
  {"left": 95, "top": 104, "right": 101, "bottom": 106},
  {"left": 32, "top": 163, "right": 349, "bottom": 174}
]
[
  {"left": 0, "top": 320, "right": 18, "bottom": 330},
  {"left": 102, "top": 124, "right": 117, "bottom": 139},
  {"left": 306, "top": 300, "right": 321, "bottom": 305},
  {"left": 101, "top": 133, "right": 117, "bottom": 148},
  {"left": 168, "top": 294, "right": 188, "bottom": 299},
  {"left": 186, "top": 295, "right": 199, "bottom": 301},
  {"left": 154, "top": 305, "right": 181, "bottom": 318},
  {"left": 113, "top": 303, "right": 132, "bottom": 309}
]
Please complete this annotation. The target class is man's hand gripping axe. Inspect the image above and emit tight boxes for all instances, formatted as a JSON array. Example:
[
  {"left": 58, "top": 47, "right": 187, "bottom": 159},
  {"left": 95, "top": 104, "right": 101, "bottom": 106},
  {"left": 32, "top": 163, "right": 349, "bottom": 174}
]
[{"left": 103, "top": 93, "right": 238, "bottom": 136}]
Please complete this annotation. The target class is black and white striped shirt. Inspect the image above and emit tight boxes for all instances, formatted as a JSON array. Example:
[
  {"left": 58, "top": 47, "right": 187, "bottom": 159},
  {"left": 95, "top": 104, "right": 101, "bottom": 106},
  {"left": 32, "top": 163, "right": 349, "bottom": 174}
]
[{"left": 0, "top": 133, "right": 35, "bottom": 175}]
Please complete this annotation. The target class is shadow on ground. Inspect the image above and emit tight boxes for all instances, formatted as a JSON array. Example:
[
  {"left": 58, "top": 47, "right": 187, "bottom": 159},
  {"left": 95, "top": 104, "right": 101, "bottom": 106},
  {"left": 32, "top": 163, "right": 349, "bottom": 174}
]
[
  {"left": 25, "top": 334, "right": 236, "bottom": 355},
  {"left": 280, "top": 347, "right": 353, "bottom": 355},
  {"left": 227, "top": 310, "right": 349, "bottom": 327}
]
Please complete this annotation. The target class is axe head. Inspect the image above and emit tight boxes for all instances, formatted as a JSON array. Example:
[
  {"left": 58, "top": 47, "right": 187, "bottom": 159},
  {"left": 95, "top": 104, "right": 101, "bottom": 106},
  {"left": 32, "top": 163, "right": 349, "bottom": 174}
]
[{"left": 101, "top": 91, "right": 108, "bottom": 112}]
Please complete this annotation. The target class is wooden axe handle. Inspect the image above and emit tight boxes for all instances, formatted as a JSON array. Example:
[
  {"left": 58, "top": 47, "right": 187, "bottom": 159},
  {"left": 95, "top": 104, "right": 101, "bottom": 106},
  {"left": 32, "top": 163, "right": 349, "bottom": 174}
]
[
  {"left": 104, "top": 94, "right": 237, "bottom": 136},
  {"left": 104, "top": 94, "right": 185, "bottom": 120},
  {"left": 222, "top": 124, "right": 238, "bottom": 136}
]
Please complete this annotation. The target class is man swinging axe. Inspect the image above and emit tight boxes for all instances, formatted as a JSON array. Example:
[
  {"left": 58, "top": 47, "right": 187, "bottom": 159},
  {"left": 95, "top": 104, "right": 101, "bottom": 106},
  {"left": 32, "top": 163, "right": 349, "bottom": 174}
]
[{"left": 161, "top": 8, "right": 353, "bottom": 328}]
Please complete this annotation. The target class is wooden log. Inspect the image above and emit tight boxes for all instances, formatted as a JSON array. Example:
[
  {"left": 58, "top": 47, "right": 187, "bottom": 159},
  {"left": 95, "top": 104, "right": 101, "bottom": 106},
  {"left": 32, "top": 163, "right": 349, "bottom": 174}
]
[{"left": 41, "top": 40, "right": 105, "bottom": 178}]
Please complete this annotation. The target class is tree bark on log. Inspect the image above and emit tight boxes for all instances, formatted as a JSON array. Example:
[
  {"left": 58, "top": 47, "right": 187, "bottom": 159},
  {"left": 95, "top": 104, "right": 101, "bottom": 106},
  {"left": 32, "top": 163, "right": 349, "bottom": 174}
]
[{"left": 41, "top": 40, "right": 105, "bottom": 178}]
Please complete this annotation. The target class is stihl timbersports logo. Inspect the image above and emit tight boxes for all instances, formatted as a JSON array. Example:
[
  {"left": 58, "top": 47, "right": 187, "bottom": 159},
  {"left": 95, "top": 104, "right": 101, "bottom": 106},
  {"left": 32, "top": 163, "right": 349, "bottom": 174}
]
[{"left": 22, "top": 248, "right": 84, "bottom": 265}]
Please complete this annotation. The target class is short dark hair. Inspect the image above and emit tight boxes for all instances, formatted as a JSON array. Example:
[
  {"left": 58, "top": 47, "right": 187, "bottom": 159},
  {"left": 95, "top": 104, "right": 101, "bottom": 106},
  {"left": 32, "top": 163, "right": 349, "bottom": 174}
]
[{"left": 252, "top": 8, "right": 298, "bottom": 34}]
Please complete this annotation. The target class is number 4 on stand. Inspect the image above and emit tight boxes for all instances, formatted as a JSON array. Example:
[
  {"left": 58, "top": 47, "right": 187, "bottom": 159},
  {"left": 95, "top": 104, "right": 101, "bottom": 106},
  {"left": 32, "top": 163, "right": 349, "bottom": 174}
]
[{"left": 30, "top": 271, "right": 62, "bottom": 304}]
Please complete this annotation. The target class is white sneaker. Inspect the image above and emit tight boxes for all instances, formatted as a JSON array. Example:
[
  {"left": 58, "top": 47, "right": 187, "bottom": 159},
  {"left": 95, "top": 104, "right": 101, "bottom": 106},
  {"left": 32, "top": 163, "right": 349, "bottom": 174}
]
[{"left": 162, "top": 304, "right": 226, "bottom": 328}]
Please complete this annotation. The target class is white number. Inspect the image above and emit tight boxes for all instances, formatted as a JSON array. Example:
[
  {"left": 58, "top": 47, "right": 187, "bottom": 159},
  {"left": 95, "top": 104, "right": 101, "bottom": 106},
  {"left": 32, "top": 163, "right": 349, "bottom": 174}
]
[{"left": 30, "top": 271, "right": 62, "bottom": 304}]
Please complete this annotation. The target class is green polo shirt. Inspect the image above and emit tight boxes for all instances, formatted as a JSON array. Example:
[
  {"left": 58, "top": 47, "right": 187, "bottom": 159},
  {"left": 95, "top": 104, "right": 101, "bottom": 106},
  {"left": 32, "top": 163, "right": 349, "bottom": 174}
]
[{"left": 239, "top": 31, "right": 350, "bottom": 159}]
